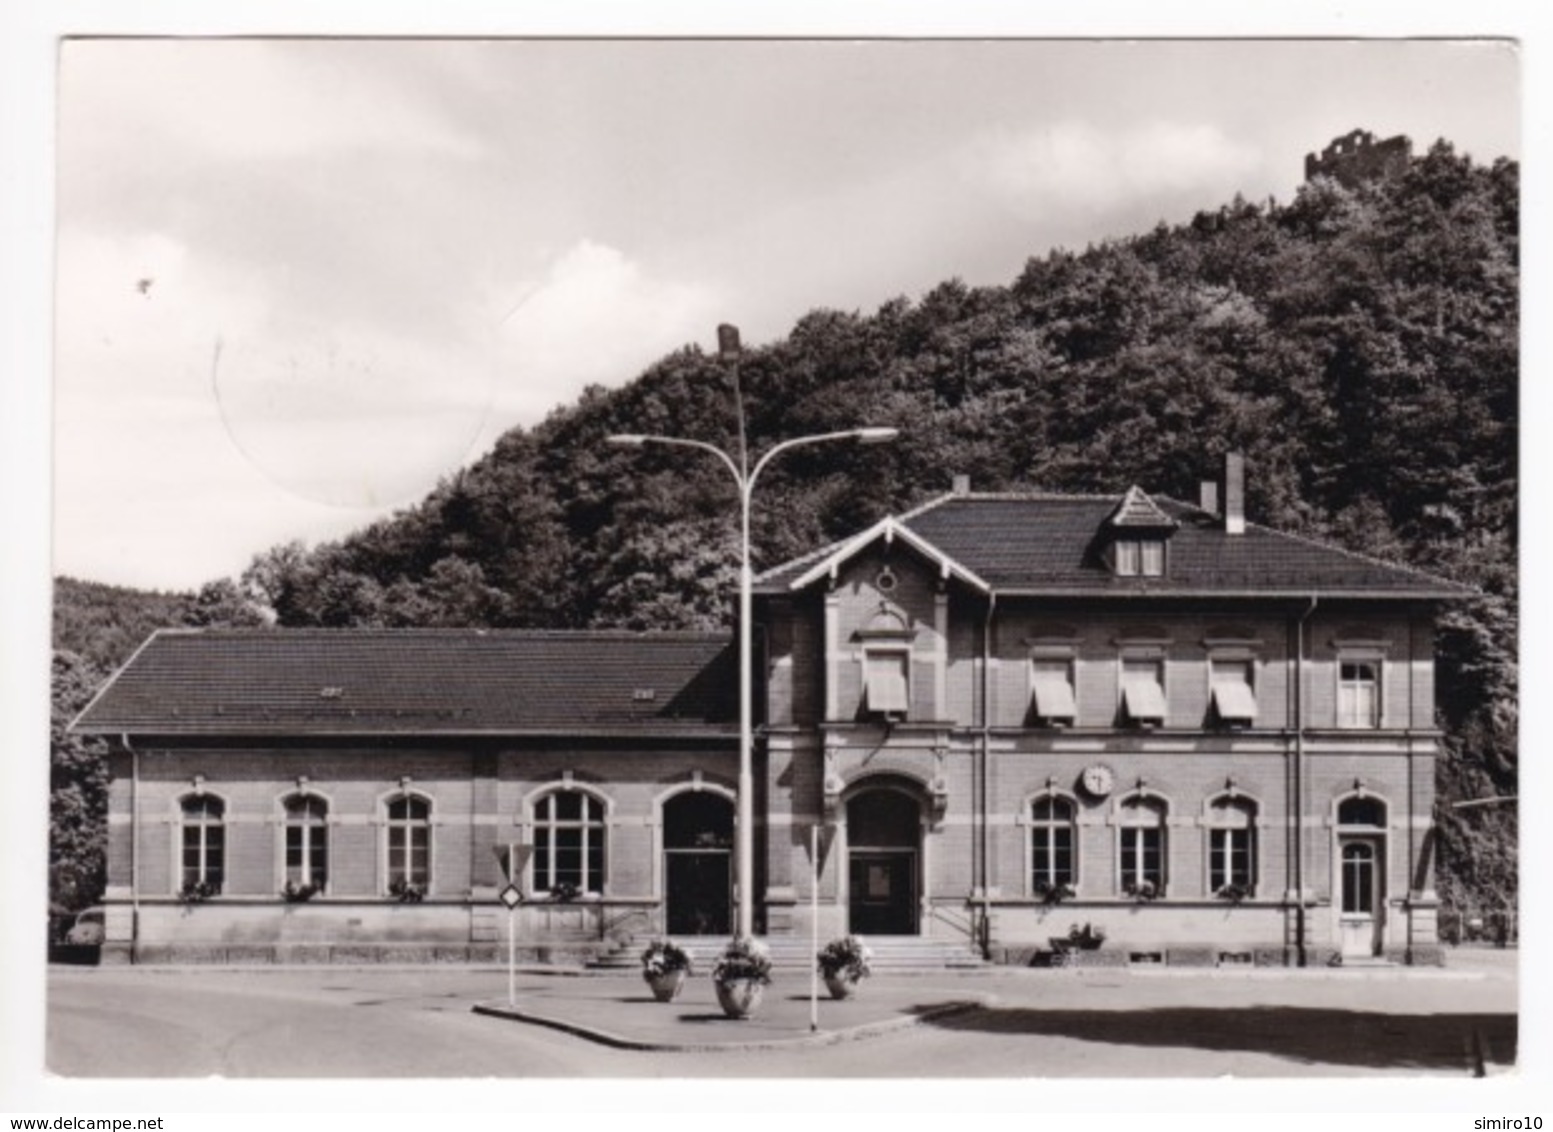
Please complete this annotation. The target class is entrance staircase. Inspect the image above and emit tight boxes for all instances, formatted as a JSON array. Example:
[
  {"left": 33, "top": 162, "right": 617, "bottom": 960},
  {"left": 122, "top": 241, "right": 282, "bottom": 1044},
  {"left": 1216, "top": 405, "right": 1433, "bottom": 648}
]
[{"left": 586, "top": 935, "right": 988, "bottom": 973}]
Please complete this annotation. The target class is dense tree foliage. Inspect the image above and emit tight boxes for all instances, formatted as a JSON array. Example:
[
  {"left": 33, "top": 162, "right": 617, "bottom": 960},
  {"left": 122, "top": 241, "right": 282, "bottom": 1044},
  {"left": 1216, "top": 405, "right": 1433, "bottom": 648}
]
[{"left": 53, "top": 138, "right": 1517, "bottom": 921}]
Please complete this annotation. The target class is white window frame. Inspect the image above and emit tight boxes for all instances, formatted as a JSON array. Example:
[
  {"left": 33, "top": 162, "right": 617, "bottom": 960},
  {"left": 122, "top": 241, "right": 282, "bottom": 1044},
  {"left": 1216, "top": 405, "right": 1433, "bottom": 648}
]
[
  {"left": 1115, "top": 792, "right": 1169, "bottom": 896},
  {"left": 1119, "top": 651, "right": 1167, "bottom": 728},
  {"left": 281, "top": 793, "right": 330, "bottom": 894},
  {"left": 1203, "top": 793, "right": 1259, "bottom": 896},
  {"left": 382, "top": 791, "right": 433, "bottom": 895},
  {"left": 1028, "top": 651, "right": 1078, "bottom": 727},
  {"left": 1209, "top": 654, "right": 1259, "bottom": 728},
  {"left": 862, "top": 645, "right": 912, "bottom": 720},
  {"left": 177, "top": 793, "right": 227, "bottom": 896},
  {"left": 1336, "top": 653, "right": 1384, "bottom": 729},
  {"left": 531, "top": 787, "right": 610, "bottom": 897},
  {"left": 1027, "top": 792, "right": 1079, "bottom": 895}
]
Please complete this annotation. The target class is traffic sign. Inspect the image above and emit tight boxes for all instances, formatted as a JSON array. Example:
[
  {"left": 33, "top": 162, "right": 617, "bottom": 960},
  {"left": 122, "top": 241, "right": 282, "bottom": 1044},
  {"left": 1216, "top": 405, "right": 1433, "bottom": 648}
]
[{"left": 499, "top": 884, "right": 522, "bottom": 909}]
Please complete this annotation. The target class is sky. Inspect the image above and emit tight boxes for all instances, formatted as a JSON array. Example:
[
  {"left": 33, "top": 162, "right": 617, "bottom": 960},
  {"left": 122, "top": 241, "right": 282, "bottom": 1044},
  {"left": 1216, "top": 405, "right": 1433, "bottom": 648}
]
[{"left": 44, "top": 36, "right": 1520, "bottom": 592}]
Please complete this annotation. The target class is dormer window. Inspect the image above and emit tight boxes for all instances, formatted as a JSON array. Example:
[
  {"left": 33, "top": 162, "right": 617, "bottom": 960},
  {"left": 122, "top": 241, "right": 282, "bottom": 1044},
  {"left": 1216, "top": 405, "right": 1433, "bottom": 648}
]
[
  {"left": 1113, "top": 538, "right": 1165, "bottom": 577},
  {"left": 1101, "top": 486, "right": 1176, "bottom": 578}
]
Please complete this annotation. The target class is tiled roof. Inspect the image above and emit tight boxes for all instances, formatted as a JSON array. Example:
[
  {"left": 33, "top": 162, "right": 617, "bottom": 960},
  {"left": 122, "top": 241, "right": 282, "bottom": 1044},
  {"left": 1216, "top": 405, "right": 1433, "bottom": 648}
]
[
  {"left": 72, "top": 629, "right": 737, "bottom": 739},
  {"left": 757, "top": 493, "right": 1468, "bottom": 597},
  {"left": 1106, "top": 486, "right": 1179, "bottom": 530}
]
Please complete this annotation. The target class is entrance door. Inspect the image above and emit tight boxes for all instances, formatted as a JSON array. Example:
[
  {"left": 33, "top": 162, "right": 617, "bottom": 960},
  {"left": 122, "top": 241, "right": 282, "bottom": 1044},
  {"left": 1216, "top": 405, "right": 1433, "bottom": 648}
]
[
  {"left": 663, "top": 792, "right": 733, "bottom": 936},
  {"left": 846, "top": 788, "right": 921, "bottom": 935},
  {"left": 849, "top": 852, "right": 916, "bottom": 935},
  {"left": 1339, "top": 838, "right": 1383, "bottom": 958}
]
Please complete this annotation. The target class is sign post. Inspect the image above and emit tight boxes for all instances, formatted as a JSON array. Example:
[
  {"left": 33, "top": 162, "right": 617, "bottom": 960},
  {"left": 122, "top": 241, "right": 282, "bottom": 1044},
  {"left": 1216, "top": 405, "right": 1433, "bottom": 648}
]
[
  {"left": 499, "top": 883, "right": 522, "bottom": 1006},
  {"left": 810, "top": 822, "right": 820, "bottom": 1032}
]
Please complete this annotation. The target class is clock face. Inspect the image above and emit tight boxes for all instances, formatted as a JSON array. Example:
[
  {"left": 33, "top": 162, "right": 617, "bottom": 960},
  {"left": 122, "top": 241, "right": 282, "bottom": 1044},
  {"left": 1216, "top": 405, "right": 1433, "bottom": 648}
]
[{"left": 1082, "top": 764, "right": 1114, "bottom": 797}]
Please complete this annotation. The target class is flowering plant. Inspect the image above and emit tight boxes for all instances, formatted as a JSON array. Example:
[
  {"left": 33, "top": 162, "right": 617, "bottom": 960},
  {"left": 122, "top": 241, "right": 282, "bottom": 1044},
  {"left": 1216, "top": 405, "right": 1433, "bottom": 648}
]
[
  {"left": 1215, "top": 882, "right": 1252, "bottom": 904},
  {"left": 281, "top": 880, "right": 319, "bottom": 903},
  {"left": 1126, "top": 879, "right": 1161, "bottom": 901},
  {"left": 178, "top": 880, "right": 218, "bottom": 904},
  {"left": 548, "top": 881, "right": 582, "bottom": 903},
  {"left": 817, "top": 934, "right": 873, "bottom": 980},
  {"left": 1066, "top": 922, "right": 1106, "bottom": 950},
  {"left": 640, "top": 938, "right": 694, "bottom": 978},
  {"left": 389, "top": 877, "right": 425, "bottom": 903},
  {"left": 1034, "top": 880, "right": 1077, "bottom": 905},
  {"left": 711, "top": 935, "right": 772, "bottom": 986}
]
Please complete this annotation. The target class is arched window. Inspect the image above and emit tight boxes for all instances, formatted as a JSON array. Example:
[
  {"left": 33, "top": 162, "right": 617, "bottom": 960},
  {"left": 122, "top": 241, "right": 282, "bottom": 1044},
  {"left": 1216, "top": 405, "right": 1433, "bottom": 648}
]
[
  {"left": 180, "top": 795, "right": 225, "bottom": 895},
  {"left": 385, "top": 795, "right": 431, "bottom": 892},
  {"left": 1030, "top": 795, "right": 1077, "bottom": 893},
  {"left": 1337, "top": 796, "right": 1387, "bottom": 828},
  {"left": 533, "top": 790, "right": 606, "bottom": 895},
  {"left": 1118, "top": 795, "right": 1167, "bottom": 896},
  {"left": 284, "top": 795, "right": 329, "bottom": 890},
  {"left": 1206, "top": 795, "right": 1257, "bottom": 895}
]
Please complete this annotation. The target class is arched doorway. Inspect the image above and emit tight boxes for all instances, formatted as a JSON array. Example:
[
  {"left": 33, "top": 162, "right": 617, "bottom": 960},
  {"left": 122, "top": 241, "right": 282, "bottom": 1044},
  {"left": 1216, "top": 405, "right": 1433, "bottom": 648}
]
[
  {"left": 846, "top": 786, "right": 922, "bottom": 935},
  {"left": 663, "top": 792, "right": 734, "bottom": 936}
]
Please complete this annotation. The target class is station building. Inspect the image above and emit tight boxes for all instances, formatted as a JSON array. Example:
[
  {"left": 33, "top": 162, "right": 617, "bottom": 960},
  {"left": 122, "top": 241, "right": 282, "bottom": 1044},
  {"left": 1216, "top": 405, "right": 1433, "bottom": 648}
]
[{"left": 73, "top": 456, "right": 1463, "bottom": 966}]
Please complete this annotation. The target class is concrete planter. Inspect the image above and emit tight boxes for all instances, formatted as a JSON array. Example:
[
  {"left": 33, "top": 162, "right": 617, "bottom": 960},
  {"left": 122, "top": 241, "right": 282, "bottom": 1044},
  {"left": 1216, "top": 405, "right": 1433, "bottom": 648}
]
[
  {"left": 645, "top": 968, "right": 688, "bottom": 1002},
  {"left": 714, "top": 978, "right": 765, "bottom": 1019}
]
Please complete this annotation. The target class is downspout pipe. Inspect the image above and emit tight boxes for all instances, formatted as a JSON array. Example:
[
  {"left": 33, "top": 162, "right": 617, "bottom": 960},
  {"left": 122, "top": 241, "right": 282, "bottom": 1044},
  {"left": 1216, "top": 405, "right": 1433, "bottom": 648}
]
[
  {"left": 1294, "top": 598, "right": 1317, "bottom": 967},
  {"left": 122, "top": 733, "right": 140, "bottom": 961},
  {"left": 979, "top": 592, "right": 997, "bottom": 958}
]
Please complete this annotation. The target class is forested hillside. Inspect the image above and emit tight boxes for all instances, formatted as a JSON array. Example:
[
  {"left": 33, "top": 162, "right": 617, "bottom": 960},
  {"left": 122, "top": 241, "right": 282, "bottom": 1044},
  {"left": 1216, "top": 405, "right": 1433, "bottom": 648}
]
[{"left": 53, "top": 138, "right": 1517, "bottom": 925}]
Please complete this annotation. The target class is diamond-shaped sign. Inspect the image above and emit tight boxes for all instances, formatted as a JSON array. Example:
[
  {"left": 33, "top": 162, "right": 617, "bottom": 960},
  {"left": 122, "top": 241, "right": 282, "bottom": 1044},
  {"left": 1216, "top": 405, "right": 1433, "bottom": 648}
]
[{"left": 499, "top": 884, "right": 523, "bottom": 909}]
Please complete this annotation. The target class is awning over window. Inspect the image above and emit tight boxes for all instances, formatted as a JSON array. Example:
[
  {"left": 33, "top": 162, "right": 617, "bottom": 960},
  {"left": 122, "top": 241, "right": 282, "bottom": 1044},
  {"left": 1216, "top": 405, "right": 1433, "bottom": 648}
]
[
  {"left": 1122, "top": 680, "right": 1167, "bottom": 724},
  {"left": 865, "top": 655, "right": 909, "bottom": 715},
  {"left": 1031, "top": 676, "right": 1077, "bottom": 722},
  {"left": 1212, "top": 681, "right": 1258, "bottom": 724}
]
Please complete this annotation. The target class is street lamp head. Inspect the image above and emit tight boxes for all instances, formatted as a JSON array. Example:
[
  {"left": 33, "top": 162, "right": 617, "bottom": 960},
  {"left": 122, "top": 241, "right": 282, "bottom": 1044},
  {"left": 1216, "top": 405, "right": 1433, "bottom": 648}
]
[
  {"left": 853, "top": 427, "right": 900, "bottom": 445},
  {"left": 717, "top": 324, "right": 742, "bottom": 359},
  {"left": 606, "top": 434, "right": 649, "bottom": 447}
]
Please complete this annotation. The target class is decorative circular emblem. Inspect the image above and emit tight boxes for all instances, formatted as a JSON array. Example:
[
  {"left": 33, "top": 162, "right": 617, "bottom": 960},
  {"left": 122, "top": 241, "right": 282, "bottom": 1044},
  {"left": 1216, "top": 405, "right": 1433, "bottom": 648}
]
[
  {"left": 1081, "top": 764, "right": 1115, "bottom": 798},
  {"left": 875, "top": 566, "right": 898, "bottom": 593}
]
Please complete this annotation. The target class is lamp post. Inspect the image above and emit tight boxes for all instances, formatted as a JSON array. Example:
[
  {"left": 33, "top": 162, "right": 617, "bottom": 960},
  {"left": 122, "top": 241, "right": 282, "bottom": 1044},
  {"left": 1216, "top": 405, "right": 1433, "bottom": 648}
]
[{"left": 609, "top": 324, "right": 897, "bottom": 939}]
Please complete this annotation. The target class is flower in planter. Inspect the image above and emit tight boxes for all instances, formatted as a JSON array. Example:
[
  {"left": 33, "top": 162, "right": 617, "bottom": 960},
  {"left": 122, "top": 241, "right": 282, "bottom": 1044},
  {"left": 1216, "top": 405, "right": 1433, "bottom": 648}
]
[
  {"left": 1125, "top": 879, "right": 1161, "bottom": 901},
  {"left": 640, "top": 939, "right": 694, "bottom": 978},
  {"left": 548, "top": 881, "right": 582, "bottom": 903},
  {"left": 711, "top": 935, "right": 772, "bottom": 986},
  {"left": 816, "top": 934, "right": 873, "bottom": 981},
  {"left": 388, "top": 877, "right": 425, "bottom": 903},
  {"left": 1215, "top": 882, "right": 1252, "bottom": 904},
  {"left": 1035, "top": 880, "right": 1077, "bottom": 905},
  {"left": 178, "top": 880, "right": 218, "bottom": 904},
  {"left": 281, "top": 880, "right": 319, "bottom": 903},
  {"left": 1066, "top": 922, "right": 1106, "bottom": 950}
]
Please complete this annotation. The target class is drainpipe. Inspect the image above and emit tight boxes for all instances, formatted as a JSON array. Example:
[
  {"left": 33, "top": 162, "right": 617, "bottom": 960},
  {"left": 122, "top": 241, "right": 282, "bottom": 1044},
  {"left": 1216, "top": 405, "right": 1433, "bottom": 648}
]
[
  {"left": 123, "top": 733, "right": 140, "bottom": 961},
  {"left": 1294, "top": 598, "right": 1317, "bottom": 967},
  {"left": 979, "top": 593, "right": 998, "bottom": 958}
]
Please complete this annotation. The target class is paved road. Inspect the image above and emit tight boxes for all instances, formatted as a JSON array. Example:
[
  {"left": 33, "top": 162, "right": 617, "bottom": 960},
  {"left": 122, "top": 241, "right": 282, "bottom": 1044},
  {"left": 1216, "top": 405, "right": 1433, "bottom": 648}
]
[{"left": 45, "top": 952, "right": 1518, "bottom": 1079}]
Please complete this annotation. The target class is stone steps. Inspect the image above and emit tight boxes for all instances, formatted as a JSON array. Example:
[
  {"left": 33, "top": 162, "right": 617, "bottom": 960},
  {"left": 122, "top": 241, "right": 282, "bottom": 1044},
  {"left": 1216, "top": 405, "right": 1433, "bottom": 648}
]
[{"left": 587, "top": 935, "right": 987, "bottom": 972}]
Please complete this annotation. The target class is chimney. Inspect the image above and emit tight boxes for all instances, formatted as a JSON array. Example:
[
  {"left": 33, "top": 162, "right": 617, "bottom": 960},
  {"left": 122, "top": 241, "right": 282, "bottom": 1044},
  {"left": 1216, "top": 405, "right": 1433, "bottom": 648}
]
[
  {"left": 952, "top": 474, "right": 971, "bottom": 496},
  {"left": 1223, "top": 452, "right": 1245, "bottom": 535},
  {"left": 1199, "top": 480, "right": 1219, "bottom": 516}
]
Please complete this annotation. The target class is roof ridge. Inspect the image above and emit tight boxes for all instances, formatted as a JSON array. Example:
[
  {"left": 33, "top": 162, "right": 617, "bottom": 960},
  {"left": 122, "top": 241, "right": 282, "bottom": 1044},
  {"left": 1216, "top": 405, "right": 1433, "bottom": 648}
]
[{"left": 153, "top": 627, "right": 734, "bottom": 641}]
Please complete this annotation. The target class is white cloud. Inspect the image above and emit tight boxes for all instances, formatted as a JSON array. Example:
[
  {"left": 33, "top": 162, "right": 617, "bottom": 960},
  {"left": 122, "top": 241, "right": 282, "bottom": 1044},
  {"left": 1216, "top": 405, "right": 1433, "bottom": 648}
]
[
  {"left": 485, "top": 240, "right": 720, "bottom": 428},
  {"left": 59, "top": 40, "right": 485, "bottom": 166},
  {"left": 964, "top": 120, "right": 1261, "bottom": 217}
]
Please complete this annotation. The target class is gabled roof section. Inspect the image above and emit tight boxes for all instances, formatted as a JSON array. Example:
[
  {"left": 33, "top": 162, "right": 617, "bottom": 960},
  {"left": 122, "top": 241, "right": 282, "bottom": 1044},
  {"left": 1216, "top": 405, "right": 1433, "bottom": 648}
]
[
  {"left": 72, "top": 629, "right": 737, "bottom": 739},
  {"left": 1105, "top": 486, "right": 1179, "bottom": 531},
  {"left": 758, "top": 491, "right": 1471, "bottom": 599},
  {"left": 772, "top": 514, "right": 990, "bottom": 594}
]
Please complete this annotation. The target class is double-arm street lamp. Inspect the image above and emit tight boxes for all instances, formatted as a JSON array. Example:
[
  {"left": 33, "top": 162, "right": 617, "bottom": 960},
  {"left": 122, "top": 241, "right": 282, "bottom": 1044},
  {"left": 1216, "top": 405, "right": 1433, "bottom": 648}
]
[{"left": 609, "top": 325, "right": 898, "bottom": 939}]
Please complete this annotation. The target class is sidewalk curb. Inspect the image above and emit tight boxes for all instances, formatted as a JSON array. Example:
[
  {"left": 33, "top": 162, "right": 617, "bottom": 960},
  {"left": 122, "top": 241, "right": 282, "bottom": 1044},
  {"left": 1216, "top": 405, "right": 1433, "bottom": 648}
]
[{"left": 471, "top": 995, "right": 993, "bottom": 1052}]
